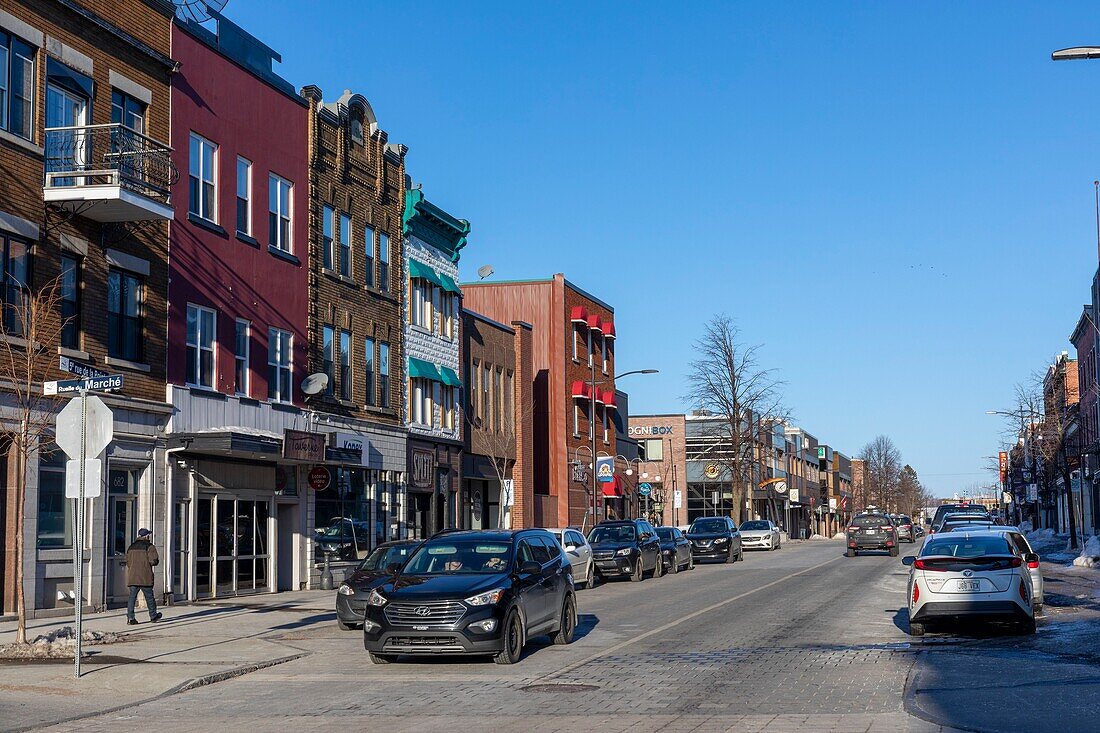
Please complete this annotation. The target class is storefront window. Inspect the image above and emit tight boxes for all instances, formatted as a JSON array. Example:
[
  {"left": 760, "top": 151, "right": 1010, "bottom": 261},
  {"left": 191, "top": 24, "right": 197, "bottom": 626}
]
[
  {"left": 314, "top": 468, "right": 374, "bottom": 561},
  {"left": 37, "top": 447, "right": 71, "bottom": 548}
]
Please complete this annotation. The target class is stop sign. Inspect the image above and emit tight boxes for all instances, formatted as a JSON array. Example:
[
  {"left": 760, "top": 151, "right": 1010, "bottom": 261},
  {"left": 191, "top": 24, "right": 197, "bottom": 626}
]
[{"left": 308, "top": 466, "right": 331, "bottom": 491}]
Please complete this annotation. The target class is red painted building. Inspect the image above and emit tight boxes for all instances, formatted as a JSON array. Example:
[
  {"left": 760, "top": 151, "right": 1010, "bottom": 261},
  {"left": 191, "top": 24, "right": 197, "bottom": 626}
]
[{"left": 164, "top": 16, "right": 311, "bottom": 601}]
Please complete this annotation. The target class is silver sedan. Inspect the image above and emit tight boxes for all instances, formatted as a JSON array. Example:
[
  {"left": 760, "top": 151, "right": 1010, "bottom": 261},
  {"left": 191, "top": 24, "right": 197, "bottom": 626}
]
[
  {"left": 739, "top": 520, "right": 781, "bottom": 551},
  {"left": 550, "top": 527, "right": 595, "bottom": 589}
]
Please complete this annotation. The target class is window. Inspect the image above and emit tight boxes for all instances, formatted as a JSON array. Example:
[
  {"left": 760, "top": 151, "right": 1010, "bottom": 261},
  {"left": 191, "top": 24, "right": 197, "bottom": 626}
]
[
  {"left": 443, "top": 385, "right": 455, "bottom": 430},
  {"left": 432, "top": 286, "right": 442, "bottom": 336},
  {"left": 236, "top": 157, "right": 252, "bottom": 235},
  {"left": 504, "top": 371, "right": 514, "bottom": 434},
  {"left": 365, "top": 337, "right": 375, "bottom": 406},
  {"left": 0, "top": 31, "right": 34, "bottom": 140},
  {"left": 573, "top": 403, "right": 581, "bottom": 436},
  {"left": 441, "top": 293, "right": 455, "bottom": 340},
  {"left": 339, "top": 329, "right": 351, "bottom": 401},
  {"left": 409, "top": 377, "right": 432, "bottom": 427},
  {"left": 482, "top": 364, "right": 491, "bottom": 431},
  {"left": 186, "top": 304, "right": 216, "bottom": 388},
  {"left": 587, "top": 329, "right": 593, "bottom": 367},
  {"left": 338, "top": 213, "right": 351, "bottom": 277},
  {"left": 410, "top": 277, "right": 432, "bottom": 329},
  {"left": 364, "top": 226, "right": 375, "bottom": 288},
  {"left": 433, "top": 382, "right": 443, "bottom": 429},
  {"left": 470, "top": 359, "right": 481, "bottom": 421},
  {"left": 107, "top": 269, "right": 143, "bottom": 361},
  {"left": 642, "top": 439, "right": 664, "bottom": 462},
  {"left": 46, "top": 64, "right": 90, "bottom": 187},
  {"left": 268, "top": 328, "right": 292, "bottom": 402},
  {"left": 0, "top": 235, "right": 28, "bottom": 335},
  {"left": 603, "top": 405, "right": 609, "bottom": 443},
  {"left": 322, "top": 206, "right": 334, "bottom": 269},
  {"left": 602, "top": 336, "right": 608, "bottom": 374},
  {"left": 268, "top": 174, "right": 292, "bottom": 252},
  {"left": 37, "top": 448, "right": 71, "bottom": 548},
  {"left": 322, "top": 325, "right": 334, "bottom": 396},
  {"left": 573, "top": 326, "right": 581, "bottom": 360},
  {"left": 378, "top": 342, "right": 390, "bottom": 408},
  {"left": 188, "top": 133, "right": 217, "bottom": 221},
  {"left": 111, "top": 89, "right": 145, "bottom": 134},
  {"left": 378, "top": 233, "right": 389, "bottom": 291},
  {"left": 494, "top": 368, "right": 503, "bottom": 432},
  {"left": 234, "top": 319, "right": 250, "bottom": 395},
  {"left": 59, "top": 255, "right": 80, "bottom": 348}
]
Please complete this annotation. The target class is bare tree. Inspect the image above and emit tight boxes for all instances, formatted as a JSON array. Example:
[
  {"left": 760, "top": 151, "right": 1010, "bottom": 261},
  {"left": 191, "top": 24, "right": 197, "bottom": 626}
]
[
  {"left": 0, "top": 274, "right": 68, "bottom": 644},
  {"left": 465, "top": 398, "right": 535, "bottom": 529},
  {"left": 859, "top": 435, "right": 901, "bottom": 511},
  {"left": 685, "top": 315, "right": 789, "bottom": 524}
]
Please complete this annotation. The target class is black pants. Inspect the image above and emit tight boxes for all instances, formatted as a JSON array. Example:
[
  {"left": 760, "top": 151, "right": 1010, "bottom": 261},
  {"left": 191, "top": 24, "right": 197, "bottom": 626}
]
[{"left": 127, "top": 585, "right": 157, "bottom": 621}]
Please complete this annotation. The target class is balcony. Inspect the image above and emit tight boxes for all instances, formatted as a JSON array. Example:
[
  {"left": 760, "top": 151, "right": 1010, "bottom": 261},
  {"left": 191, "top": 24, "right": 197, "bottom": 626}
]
[{"left": 43, "top": 124, "right": 177, "bottom": 222}]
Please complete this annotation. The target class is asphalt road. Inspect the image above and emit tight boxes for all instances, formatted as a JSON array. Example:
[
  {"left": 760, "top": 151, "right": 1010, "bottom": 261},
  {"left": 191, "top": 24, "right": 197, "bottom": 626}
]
[{"left": 37, "top": 540, "right": 960, "bottom": 732}]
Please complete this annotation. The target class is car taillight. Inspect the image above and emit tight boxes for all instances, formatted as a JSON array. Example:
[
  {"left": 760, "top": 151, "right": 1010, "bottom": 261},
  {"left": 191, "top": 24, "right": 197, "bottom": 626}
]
[
  {"left": 1019, "top": 579, "right": 1028, "bottom": 601},
  {"left": 912, "top": 583, "right": 919, "bottom": 603},
  {"left": 880, "top": 526, "right": 894, "bottom": 532},
  {"left": 1008, "top": 556, "right": 1022, "bottom": 568},
  {"left": 913, "top": 559, "right": 946, "bottom": 571},
  {"left": 1027, "top": 560, "right": 1040, "bottom": 569},
  {"left": 904, "top": 524, "right": 912, "bottom": 529},
  {"left": 847, "top": 527, "right": 858, "bottom": 533}
]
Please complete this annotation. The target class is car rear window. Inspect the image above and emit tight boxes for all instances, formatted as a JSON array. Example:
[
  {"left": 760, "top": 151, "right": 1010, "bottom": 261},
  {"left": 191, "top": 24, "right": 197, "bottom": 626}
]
[
  {"left": 923, "top": 536, "right": 1013, "bottom": 558},
  {"left": 853, "top": 515, "right": 889, "bottom": 526}
]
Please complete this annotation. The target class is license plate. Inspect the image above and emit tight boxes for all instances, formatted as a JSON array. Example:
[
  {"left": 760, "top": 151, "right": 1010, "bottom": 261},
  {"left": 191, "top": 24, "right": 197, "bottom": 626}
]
[
  {"left": 864, "top": 529, "right": 876, "bottom": 534},
  {"left": 957, "top": 580, "right": 980, "bottom": 592}
]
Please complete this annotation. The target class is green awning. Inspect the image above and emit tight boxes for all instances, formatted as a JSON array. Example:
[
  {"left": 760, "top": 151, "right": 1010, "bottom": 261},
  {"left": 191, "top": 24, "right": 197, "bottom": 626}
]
[
  {"left": 408, "top": 357, "right": 442, "bottom": 382},
  {"left": 407, "top": 259, "right": 442, "bottom": 287},
  {"left": 439, "top": 366, "right": 462, "bottom": 387},
  {"left": 438, "top": 272, "right": 462, "bottom": 294}
]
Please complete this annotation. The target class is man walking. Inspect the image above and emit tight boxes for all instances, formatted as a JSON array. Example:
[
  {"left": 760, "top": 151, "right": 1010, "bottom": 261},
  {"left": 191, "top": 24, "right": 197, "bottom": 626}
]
[{"left": 125, "top": 528, "right": 163, "bottom": 625}]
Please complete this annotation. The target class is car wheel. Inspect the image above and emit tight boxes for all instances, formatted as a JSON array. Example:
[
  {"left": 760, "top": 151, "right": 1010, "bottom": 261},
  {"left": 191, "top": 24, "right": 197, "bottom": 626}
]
[
  {"left": 493, "top": 611, "right": 524, "bottom": 665},
  {"left": 668, "top": 555, "right": 678, "bottom": 574},
  {"left": 688, "top": 555, "right": 695, "bottom": 570},
  {"left": 846, "top": 548, "right": 856, "bottom": 557},
  {"left": 368, "top": 652, "right": 396, "bottom": 664},
  {"left": 338, "top": 620, "right": 360, "bottom": 631},
  {"left": 551, "top": 595, "right": 577, "bottom": 645},
  {"left": 1034, "top": 603, "right": 1044, "bottom": 614},
  {"left": 630, "top": 559, "right": 644, "bottom": 582},
  {"left": 738, "top": 547, "right": 745, "bottom": 562},
  {"left": 653, "top": 554, "right": 664, "bottom": 578},
  {"left": 583, "top": 561, "right": 595, "bottom": 589},
  {"left": 889, "top": 547, "right": 899, "bottom": 557},
  {"left": 1019, "top": 617, "right": 1037, "bottom": 635},
  {"left": 908, "top": 621, "right": 926, "bottom": 637},
  {"left": 724, "top": 547, "right": 735, "bottom": 563}
]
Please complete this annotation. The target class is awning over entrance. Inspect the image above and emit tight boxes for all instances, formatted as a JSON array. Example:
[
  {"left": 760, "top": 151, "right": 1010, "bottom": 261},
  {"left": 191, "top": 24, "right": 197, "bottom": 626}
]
[{"left": 602, "top": 475, "right": 624, "bottom": 497}]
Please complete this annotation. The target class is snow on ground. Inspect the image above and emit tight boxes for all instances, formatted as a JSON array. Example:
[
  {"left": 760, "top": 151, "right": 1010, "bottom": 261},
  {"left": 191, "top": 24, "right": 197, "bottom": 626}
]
[
  {"left": 0, "top": 626, "right": 122, "bottom": 659},
  {"left": 1073, "top": 535, "right": 1100, "bottom": 569}
]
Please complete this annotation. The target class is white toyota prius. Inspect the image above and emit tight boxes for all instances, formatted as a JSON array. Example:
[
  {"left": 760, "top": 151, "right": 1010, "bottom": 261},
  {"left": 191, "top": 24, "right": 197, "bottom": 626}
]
[{"left": 903, "top": 531, "right": 1036, "bottom": 636}]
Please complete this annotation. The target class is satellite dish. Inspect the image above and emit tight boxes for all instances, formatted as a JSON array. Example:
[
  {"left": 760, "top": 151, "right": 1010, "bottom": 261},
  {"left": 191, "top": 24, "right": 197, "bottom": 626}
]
[
  {"left": 477, "top": 264, "right": 494, "bottom": 280},
  {"left": 173, "top": 0, "right": 230, "bottom": 23},
  {"left": 301, "top": 373, "right": 329, "bottom": 396}
]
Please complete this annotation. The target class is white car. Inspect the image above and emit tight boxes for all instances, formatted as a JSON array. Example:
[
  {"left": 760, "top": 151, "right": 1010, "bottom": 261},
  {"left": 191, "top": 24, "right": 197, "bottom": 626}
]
[
  {"left": 549, "top": 527, "right": 595, "bottom": 589},
  {"left": 948, "top": 524, "right": 1043, "bottom": 612},
  {"left": 739, "top": 520, "right": 781, "bottom": 550},
  {"left": 903, "top": 530, "right": 1036, "bottom": 636}
]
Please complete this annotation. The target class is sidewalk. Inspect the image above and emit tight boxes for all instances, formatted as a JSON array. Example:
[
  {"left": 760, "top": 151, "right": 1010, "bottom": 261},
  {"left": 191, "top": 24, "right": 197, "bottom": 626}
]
[{"left": 0, "top": 591, "right": 336, "bottom": 732}]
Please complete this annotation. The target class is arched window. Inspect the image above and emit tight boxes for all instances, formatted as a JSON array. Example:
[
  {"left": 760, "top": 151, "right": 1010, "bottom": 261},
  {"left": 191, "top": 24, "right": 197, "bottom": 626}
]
[{"left": 350, "top": 104, "right": 365, "bottom": 144}]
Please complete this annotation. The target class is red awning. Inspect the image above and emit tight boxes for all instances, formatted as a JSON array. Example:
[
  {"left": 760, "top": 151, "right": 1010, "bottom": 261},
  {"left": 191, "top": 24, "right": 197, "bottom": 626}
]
[
  {"left": 570, "top": 306, "right": 589, "bottom": 324},
  {"left": 570, "top": 380, "right": 590, "bottom": 399},
  {"left": 603, "top": 390, "right": 617, "bottom": 409},
  {"left": 587, "top": 314, "right": 603, "bottom": 333},
  {"left": 602, "top": 475, "right": 623, "bottom": 497},
  {"left": 603, "top": 320, "right": 616, "bottom": 339},
  {"left": 594, "top": 389, "right": 605, "bottom": 405}
]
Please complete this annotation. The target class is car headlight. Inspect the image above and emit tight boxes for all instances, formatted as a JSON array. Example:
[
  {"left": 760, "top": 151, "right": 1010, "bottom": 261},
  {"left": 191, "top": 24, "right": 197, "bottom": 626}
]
[
  {"left": 337, "top": 583, "right": 355, "bottom": 596},
  {"left": 366, "top": 588, "right": 388, "bottom": 607},
  {"left": 615, "top": 547, "right": 632, "bottom": 557},
  {"left": 715, "top": 537, "right": 729, "bottom": 544},
  {"left": 465, "top": 588, "right": 505, "bottom": 606}
]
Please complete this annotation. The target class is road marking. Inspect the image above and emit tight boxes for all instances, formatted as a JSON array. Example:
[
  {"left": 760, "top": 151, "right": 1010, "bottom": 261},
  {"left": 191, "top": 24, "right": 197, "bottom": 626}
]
[{"left": 548, "top": 552, "right": 845, "bottom": 679}]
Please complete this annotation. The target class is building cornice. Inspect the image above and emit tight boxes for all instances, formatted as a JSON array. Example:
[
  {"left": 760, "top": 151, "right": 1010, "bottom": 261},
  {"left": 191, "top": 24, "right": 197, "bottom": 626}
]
[
  {"left": 403, "top": 187, "right": 470, "bottom": 263},
  {"left": 58, "top": 0, "right": 176, "bottom": 70}
]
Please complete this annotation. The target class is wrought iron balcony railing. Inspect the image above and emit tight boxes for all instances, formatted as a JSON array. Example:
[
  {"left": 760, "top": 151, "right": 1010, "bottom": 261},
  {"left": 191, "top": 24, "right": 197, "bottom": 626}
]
[{"left": 44, "top": 123, "right": 177, "bottom": 203}]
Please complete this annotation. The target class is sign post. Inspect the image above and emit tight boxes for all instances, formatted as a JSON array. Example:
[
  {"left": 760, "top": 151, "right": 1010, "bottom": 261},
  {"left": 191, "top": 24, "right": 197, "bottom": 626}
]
[{"left": 55, "top": 390, "right": 113, "bottom": 679}]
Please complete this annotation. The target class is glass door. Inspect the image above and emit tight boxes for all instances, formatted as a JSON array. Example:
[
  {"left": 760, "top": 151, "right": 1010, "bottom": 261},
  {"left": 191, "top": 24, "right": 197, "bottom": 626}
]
[
  {"left": 195, "top": 494, "right": 271, "bottom": 597},
  {"left": 106, "top": 469, "right": 138, "bottom": 605},
  {"left": 172, "top": 499, "right": 189, "bottom": 597},
  {"left": 46, "top": 83, "right": 88, "bottom": 186}
]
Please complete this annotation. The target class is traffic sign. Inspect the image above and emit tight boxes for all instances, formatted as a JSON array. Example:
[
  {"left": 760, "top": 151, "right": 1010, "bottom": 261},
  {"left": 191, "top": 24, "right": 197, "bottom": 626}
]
[
  {"left": 65, "top": 459, "right": 102, "bottom": 499},
  {"left": 673, "top": 490, "right": 682, "bottom": 509},
  {"left": 59, "top": 356, "right": 108, "bottom": 379},
  {"left": 638, "top": 482, "right": 652, "bottom": 497},
  {"left": 56, "top": 395, "right": 113, "bottom": 460},
  {"left": 44, "top": 374, "right": 123, "bottom": 396}
]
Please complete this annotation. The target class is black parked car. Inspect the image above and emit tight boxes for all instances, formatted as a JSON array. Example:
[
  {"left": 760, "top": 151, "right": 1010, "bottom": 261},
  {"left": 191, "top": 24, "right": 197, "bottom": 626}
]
[
  {"left": 656, "top": 526, "right": 693, "bottom": 573},
  {"left": 336, "top": 540, "right": 420, "bottom": 630},
  {"left": 588, "top": 519, "right": 663, "bottom": 582},
  {"left": 686, "top": 516, "right": 743, "bottom": 563},
  {"left": 845, "top": 513, "right": 899, "bottom": 556},
  {"left": 362, "top": 529, "right": 576, "bottom": 665}
]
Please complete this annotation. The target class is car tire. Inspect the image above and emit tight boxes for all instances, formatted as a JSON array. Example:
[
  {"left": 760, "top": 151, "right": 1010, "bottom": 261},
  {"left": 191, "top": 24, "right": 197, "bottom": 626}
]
[
  {"left": 846, "top": 548, "right": 856, "bottom": 557},
  {"left": 551, "top": 596, "right": 577, "bottom": 645},
  {"left": 338, "top": 620, "right": 360, "bottom": 631},
  {"left": 889, "top": 547, "right": 899, "bottom": 557},
  {"left": 668, "top": 555, "right": 679, "bottom": 574},
  {"left": 738, "top": 548, "right": 745, "bottom": 562},
  {"left": 1019, "top": 617, "right": 1037, "bottom": 635},
  {"left": 1034, "top": 603, "right": 1044, "bottom": 614},
  {"left": 908, "top": 621, "right": 926, "bottom": 637},
  {"left": 580, "top": 561, "right": 594, "bottom": 590},
  {"left": 368, "top": 652, "right": 396, "bottom": 664},
  {"left": 652, "top": 554, "right": 664, "bottom": 578},
  {"left": 493, "top": 611, "right": 524, "bottom": 665},
  {"left": 630, "top": 559, "right": 644, "bottom": 582},
  {"left": 688, "top": 555, "right": 695, "bottom": 570}
]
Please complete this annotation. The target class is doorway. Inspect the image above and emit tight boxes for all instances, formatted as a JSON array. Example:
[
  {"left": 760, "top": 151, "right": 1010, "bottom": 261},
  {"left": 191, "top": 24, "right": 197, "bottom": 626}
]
[
  {"left": 195, "top": 493, "right": 271, "bottom": 598},
  {"left": 276, "top": 502, "right": 298, "bottom": 591},
  {"left": 106, "top": 469, "right": 139, "bottom": 605}
]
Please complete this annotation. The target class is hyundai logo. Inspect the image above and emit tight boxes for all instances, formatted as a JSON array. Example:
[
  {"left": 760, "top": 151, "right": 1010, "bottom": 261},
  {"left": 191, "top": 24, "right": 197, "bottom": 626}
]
[
  {"left": 962, "top": 569, "right": 973, "bottom": 577},
  {"left": 414, "top": 606, "right": 431, "bottom": 617}
]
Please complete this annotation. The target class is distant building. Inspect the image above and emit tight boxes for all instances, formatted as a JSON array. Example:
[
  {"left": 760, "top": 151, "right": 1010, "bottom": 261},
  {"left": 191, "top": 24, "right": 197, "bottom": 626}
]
[{"left": 1071, "top": 305, "right": 1098, "bottom": 536}]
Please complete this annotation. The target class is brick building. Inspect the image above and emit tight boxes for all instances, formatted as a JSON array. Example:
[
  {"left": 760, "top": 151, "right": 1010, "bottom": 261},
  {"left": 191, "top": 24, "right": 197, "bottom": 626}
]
[
  {"left": 402, "top": 184, "right": 467, "bottom": 537},
  {"left": 300, "top": 85, "right": 408, "bottom": 582},
  {"left": 461, "top": 310, "right": 534, "bottom": 529},
  {"left": 630, "top": 414, "right": 687, "bottom": 528},
  {"left": 462, "top": 274, "right": 619, "bottom": 529},
  {"left": 1070, "top": 306, "right": 1098, "bottom": 536},
  {"left": 784, "top": 426, "right": 820, "bottom": 539},
  {"left": 1044, "top": 350, "right": 1080, "bottom": 533},
  {"left": 0, "top": 0, "right": 175, "bottom": 617}
]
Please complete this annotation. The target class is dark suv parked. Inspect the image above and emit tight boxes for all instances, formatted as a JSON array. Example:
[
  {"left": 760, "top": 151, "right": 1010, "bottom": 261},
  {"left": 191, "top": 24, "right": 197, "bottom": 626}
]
[
  {"left": 336, "top": 540, "right": 420, "bottom": 630},
  {"left": 361, "top": 529, "right": 576, "bottom": 665},
  {"left": 588, "top": 519, "right": 663, "bottom": 582},
  {"left": 686, "top": 516, "right": 743, "bottom": 563},
  {"left": 846, "top": 513, "right": 899, "bottom": 556}
]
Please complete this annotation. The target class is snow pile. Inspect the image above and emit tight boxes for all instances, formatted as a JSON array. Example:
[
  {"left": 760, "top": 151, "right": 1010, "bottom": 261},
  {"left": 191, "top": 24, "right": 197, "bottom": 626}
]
[
  {"left": 834, "top": 531, "right": 847, "bottom": 541},
  {"left": 1026, "top": 528, "right": 1057, "bottom": 543},
  {"left": 1072, "top": 535, "right": 1100, "bottom": 569},
  {"left": 809, "top": 533, "right": 826, "bottom": 540},
  {"left": 0, "top": 627, "right": 122, "bottom": 659},
  {"left": 1019, "top": 521, "right": 1033, "bottom": 533}
]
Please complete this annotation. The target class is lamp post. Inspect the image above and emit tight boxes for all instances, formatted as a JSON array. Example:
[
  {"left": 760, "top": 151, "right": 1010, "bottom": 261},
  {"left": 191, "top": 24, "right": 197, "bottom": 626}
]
[
  {"left": 616, "top": 454, "right": 644, "bottom": 519},
  {"left": 588, "top": 368, "right": 658, "bottom": 531}
]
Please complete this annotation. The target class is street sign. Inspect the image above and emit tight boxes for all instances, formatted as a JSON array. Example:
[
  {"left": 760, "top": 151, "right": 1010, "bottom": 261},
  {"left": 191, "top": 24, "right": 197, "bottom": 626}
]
[
  {"left": 65, "top": 459, "right": 101, "bottom": 499},
  {"left": 1027, "top": 484, "right": 1038, "bottom": 502},
  {"left": 59, "top": 356, "right": 109, "bottom": 379},
  {"left": 638, "top": 482, "right": 652, "bottom": 497},
  {"left": 44, "top": 374, "right": 123, "bottom": 396},
  {"left": 502, "top": 479, "right": 515, "bottom": 507},
  {"left": 56, "top": 395, "right": 113, "bottom": 460},
  {"left": 673, "top": 490, "right": 682, "bottom": 509}
]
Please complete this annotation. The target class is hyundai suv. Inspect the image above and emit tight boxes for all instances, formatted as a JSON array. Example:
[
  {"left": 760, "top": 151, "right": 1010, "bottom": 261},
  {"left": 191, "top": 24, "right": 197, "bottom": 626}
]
[
  {"left": 361, "top": 529, "right": 576, "bottom": 665},
  {"left": 588, "top": 519, "right": 663, "bottom": 582}
]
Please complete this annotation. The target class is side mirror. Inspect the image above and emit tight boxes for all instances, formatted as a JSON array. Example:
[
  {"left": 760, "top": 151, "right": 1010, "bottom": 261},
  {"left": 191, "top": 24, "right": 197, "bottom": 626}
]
[
  {"left": 519, "top": 560, "right": 541, "bottom": 576},
  {"left": 901, "top": 556, "right": 915, "bottom": 566},
  {"left": 1024, "top": 552, "right": 1039, "bottom": 564},
  {"left": 564, "top": 544, "right": 576, "bottom": 552}
]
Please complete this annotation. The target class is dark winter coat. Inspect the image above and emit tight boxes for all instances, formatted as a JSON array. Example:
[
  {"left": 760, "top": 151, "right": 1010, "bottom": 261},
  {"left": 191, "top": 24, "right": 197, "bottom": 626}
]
[{"left": 124, "top": 539, "right": 159, "bottom": 587}]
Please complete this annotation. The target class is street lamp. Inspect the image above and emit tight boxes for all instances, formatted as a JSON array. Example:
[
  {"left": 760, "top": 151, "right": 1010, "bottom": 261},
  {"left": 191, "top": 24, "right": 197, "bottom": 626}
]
[{"left": 586, "top": 368, "right": 658, "bottom": 532}]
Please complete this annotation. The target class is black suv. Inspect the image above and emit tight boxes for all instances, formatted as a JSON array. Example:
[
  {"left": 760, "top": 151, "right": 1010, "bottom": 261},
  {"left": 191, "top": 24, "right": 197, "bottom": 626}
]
[
  {"left": 361, "top": 529, "right": 576, "bottom": 665},
  {"left": 588, "top": 519, "right": 663, "bottom": 582},
  {"left": 845, "top": 513, "right": 898, "bottom": 556},
  {"left": 336, "top": 540, "right": 420, "bottom": 630},
  {"left": 686, "top": 516, "right": 743, "bottom": 563}
]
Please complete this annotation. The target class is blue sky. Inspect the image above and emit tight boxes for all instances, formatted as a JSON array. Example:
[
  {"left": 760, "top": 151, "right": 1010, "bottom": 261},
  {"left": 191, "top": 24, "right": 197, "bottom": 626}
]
[{"left": 226, "top": 0, "right": 1100, "bottom": 497}]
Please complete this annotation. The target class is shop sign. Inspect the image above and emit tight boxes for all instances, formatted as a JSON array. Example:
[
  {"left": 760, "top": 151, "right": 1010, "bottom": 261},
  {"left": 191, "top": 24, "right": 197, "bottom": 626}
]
[
  {"left": 628, "top": 425, "right": 675, "bottom": 436},
  {"left": 829, "top": 497, "right": 837, "bottom": 510},
  {"left": 790, "top": 487, "right": 800, "bottom": 504},
  {"left": 673, "top": 489, "right": 682, "bottom": 509},
  {"left": 999, "top": 451, "right": 1008, "bottom": 484},
  {"left": 308, "top": 466, "right": 331, "bottom": 491},
  {"left": 411, "top": 448, "right": 435, "bottom": 489},
  {"left": 571, "top": 462, "right": 588, "bottom": 483},
  {"left": 704, "top": 463, "right": 720, "bottom": 479},
  {"left": 335, "top": 432, "right": 368, "bottom": 465},
  {"left": 502, "top": 479, "right": 515, "bottom": 506},
  {"left": 283, "top": 429, "right": 326, "bottom": 462},
  {"left": 596, "top": 456, "right": 615, "bottom": 483},
  {"left": 1027, "top": 483, "right": 1038, "bottom": 502}
]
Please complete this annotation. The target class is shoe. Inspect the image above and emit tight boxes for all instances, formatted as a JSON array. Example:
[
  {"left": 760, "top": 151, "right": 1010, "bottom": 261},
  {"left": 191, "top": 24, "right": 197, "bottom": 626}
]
[
  {"left": 150, "top": 612, "right": 163, "bottom": 622},
  {"left": 127, "top": 619, "right": 138, "bottom": 625}
]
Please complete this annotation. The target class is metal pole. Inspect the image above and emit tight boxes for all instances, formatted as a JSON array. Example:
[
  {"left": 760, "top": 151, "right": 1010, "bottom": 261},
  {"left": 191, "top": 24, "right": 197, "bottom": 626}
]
[
  {"left": 590, "top": 358, "right": 597, "bottom": 529},
  {"left": 75, "top": 388, "right": 87, "bottom": 678}
]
